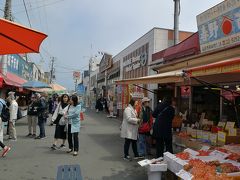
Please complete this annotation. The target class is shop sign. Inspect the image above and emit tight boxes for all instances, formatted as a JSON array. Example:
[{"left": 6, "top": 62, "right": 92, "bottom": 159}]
[
  {"left": 123, "top": 53, "right": 148, "bottom": 72},
  {"left": 8, "top": 54, "right": 33, "bottom": 80},
  {"left": 197, "top": 0, "right": 240, "bottom": 53},
  {"left": 99, "top": 53, "right": 112, "bottom": 73},
  {"left": 73, "top": 71, "right": 81, "bottom": 80},
  {"left": 181, "top": 86, "right": 191, "bottom": 98},
  {"left": 209, "top": 133, "right": 218, "bottom": 144},
  {"left": 228, "top": 128, "right": 237, "bottom": 136},
  {"left": 225, "top": 121, "right": 235, "bottom": 130},
  {"left": 76, "top": 84, "right": 85, "bottom": 95},
  {"left": 218, "top": 131, "right": 227, "bottom": 143}
]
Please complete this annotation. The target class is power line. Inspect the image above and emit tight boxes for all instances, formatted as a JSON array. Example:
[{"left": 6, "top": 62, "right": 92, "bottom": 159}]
[
  {"left": 15, "top": 0, "right": 65, "bottom": 14},
  {"left": 22, "top": 0, "right": 32, "bottom": 28}
]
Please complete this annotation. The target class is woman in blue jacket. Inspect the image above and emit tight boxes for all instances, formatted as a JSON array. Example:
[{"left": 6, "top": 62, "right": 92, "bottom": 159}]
[{"left": 65, "top": 95, "right": 81, "bottom": 156}]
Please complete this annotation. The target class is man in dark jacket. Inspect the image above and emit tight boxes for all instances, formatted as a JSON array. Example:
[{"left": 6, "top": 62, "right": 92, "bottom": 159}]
[{"left": 152, "top": 96, "right": 175, "bottom": 158}]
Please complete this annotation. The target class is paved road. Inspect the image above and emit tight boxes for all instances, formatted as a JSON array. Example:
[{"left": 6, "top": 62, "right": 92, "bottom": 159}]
[{"left": 0, "top": 110, "right": 147, "bottom": 180}]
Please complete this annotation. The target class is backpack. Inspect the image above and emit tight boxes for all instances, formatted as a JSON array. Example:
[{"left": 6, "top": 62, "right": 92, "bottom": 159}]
[{"left": 0, "top": 102, "right": 10, "bottom": 122}]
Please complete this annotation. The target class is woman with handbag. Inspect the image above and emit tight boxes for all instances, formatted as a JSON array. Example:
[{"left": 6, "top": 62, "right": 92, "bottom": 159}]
[
  {"left": 51, "top": 94, "right": 70, "bottom": 150},
  {"left": 65, "top": 95, "right": 82, "bottom": 156},
  {"left": 138, "top": 97, "right": 153, "bottom": 157}
]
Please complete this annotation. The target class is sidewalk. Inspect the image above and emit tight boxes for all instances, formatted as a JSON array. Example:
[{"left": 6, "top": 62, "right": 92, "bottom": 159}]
[{"left": 0, "top": 110, "right": 147, "bottom": 180}]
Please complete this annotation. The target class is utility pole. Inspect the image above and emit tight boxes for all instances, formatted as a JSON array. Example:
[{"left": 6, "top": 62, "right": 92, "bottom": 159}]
[
  {"left": 173, "top": 0, "right": 180, "bottom": 45},
  {"left": 50, "top": 57, "right": 55, "bottom": 84},
  {"left": 2, "top": 0, "right": 12, "bottom": 76}
]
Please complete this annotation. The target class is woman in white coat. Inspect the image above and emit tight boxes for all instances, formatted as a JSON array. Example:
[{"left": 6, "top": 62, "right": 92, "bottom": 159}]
[{"left": 121, "top": 99, "right": 142, "bottom": 161}]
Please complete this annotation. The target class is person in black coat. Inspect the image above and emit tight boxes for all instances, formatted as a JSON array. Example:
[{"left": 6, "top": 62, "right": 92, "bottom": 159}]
[{"left": 152, "top": 96, "right": 175, "bottom": 158}]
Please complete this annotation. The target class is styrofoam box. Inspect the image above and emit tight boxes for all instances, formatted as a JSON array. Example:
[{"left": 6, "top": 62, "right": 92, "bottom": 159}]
[{"left": 148, "top": 163, "right": 167, "bottom": 172}]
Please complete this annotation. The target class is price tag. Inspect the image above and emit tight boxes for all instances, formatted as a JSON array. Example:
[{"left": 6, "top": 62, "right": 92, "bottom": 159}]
[
  {"left": 176, "top": 169, "right": 194, "bottom": 180},
  {"left": 209, "top": 133, "right": 217, "bottom": 144},
  {"left": 225, "top": 122, "right": 235, "bottom": 130},
  {"left": 218, "top": 121, "right": 226, "bottom": 128},
  {"left": 191, "top": 129, "right": 197, "bottom": 138},
  {"left": 202, "top": 131, "right": 209, "bottom": 140},
  {"left": 184, "top": 148, "right": 199, "bottom": 156},
  {"left": 210, "top": 150, "right": 229, "bottom": 159},
  {"left": 228, "top": 128, "right": 237, "bottom": 136},
  {"left": 218, "top": 131, "right": 227, "bottom": 143},
  {"left": 197, "top": 130, "right": 203, "bottom": 139}
]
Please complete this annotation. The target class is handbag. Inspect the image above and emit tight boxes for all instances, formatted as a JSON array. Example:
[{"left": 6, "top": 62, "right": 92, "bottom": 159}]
[
  {"left": 138, "top": 122, "right": 151, "bottom": 133},
  {"left": 59, "top": 105, "right": 70, "bottom": 126}
]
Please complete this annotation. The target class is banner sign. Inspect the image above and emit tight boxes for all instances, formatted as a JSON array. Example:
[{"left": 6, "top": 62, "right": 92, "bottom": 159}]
[{"left": 197, "top": 0, "right": 240, "bottom": 53}]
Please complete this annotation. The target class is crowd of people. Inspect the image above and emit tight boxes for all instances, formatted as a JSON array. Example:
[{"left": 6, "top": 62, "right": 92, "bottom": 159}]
[
  {"left": 120, "top": 96, "right": 176, "bottom": 161},
  {"left": 0, "top": 92, "right": 82, "bottom": 157}
]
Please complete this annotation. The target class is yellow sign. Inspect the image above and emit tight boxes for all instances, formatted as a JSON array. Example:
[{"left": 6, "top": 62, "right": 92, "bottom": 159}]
[
  {"left": 197, "top": 130, "right": 203, "bottom": 139},
  {"left": 225, "top": 122, "right": 235, "bottom": 130},
  {"left": 228, "top": 128, "right": 237, "bottom": 136},
  {"left": 210, "top": 133, "right": 217, "bottom": 144},
  {"left": 191, "top": 129, "right": 197, "bottom": 138},
  {"left": 202, "top": 131, "right": 209, "bottom": 140},
  {"left": 218, "top": 131, "right": 227, "bottom": 143},
  {"left": 218, "top": 121, "right": 226, "bottom": 128}
]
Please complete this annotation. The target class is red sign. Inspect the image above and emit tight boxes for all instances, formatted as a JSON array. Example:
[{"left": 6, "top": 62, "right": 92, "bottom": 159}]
[
  {"left": 73, "top": 71, "right": 81, "bottom": 80},
  {"left": 181, "top": 86, "right": 191, "bottom": 97}
]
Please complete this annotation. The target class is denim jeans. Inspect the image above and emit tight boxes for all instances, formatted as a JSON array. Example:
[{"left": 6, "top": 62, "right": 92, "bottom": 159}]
[
  {"left": 138, "top": 134, "right": 151, "bottom": 156},
  {"left": 38, "top": 118, "right": 46, "bottom": 138}
]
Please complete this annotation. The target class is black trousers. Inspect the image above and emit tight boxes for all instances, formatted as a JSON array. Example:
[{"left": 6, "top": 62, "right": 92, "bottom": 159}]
[
  {"left": 68, "top": 124, "right": 79, "bottom": 152},
  {"left": 155, "top": 136, "right": 173, "bottom": 158},
  {"left": 124, "top": 138, "right": 139, "bottom": 157},
  {"left": 0, "top": 141, "right": 5, "bottom": 149}
]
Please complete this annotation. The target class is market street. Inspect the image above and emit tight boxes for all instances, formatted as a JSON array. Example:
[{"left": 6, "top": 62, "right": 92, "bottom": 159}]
[{"left": 0, "top": 111, "right": 147, "bottom": 180}]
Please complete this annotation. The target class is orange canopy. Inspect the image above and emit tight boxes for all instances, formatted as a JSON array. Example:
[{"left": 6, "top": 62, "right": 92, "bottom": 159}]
[{"left": 0, "top": 18, "right": 47, "bottom": 55}]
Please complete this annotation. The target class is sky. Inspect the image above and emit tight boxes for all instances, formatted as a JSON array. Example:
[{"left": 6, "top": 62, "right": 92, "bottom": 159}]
[{"left": 0, "top": 0, "right": 223, "bottom": 90}]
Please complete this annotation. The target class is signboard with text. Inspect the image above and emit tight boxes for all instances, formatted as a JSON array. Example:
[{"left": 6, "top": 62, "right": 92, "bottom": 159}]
[
  {"left": 73, "top": 71, "right": 81, "bottom": 80},
  {"left": 197, "top": 0, "right": 240, "bottom": 53}
]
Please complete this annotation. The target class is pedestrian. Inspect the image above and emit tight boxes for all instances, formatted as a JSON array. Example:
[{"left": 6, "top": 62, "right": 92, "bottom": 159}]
[
  {"left": 0, "top": 98, "right": 11, "bottom": 157},
  {"left": 7, "top": 92, "right": 18, "bottom": 141},
  {"left": 51, "top": 94, "right": 70, "bottom": 150},
  {"left": 95, "top": 97, "right": 103, "bottom": 113},
  {"left": 65, "top": 95, "right": 82, "bottom": 156},
  {"left": 35, "top": 93, "right": 48, "bottom": 139},
  {"left": 26, "top": 94, "right": 38, "bottom": 138},
  {"left": 152, "top": 96, "right": 175, "bottom": 158},
  {"left": 138, "top": 97, "right": 153, "bottom": 157},
  {"left": 120, "top": 98, "right": 143, "bottom": 161}
]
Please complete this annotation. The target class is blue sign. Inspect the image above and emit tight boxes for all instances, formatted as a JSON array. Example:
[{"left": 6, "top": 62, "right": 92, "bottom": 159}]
[
  {"left": 197, "top": 0, "right": 240, "bottom": 53},
  {"left": 7, "top": 54, "right": 33, "bottom": 80},
  {"left": 77, "top": 84, "right": 85, "bottom": 95}
]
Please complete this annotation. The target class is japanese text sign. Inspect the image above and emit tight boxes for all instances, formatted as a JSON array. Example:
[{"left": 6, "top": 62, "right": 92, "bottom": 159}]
[{"left": 197, "top": 0, "right": 240, "bottom": 53}]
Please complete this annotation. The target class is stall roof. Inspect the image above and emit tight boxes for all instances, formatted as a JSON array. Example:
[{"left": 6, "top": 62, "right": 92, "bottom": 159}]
[
  {"left": 3, "top": 72, "right": 27, "bottom": 87},
  {"left": 187, "top": 57, "right": 240, "bottom": 77},
  {"left": 115, "top": 70, "right": 183, "bottom": 85}
]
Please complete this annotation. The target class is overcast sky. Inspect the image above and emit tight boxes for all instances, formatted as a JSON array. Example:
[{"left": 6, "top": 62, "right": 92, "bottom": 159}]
[{"left": 0, "top": 0, "right": 223, "bottom": 90}]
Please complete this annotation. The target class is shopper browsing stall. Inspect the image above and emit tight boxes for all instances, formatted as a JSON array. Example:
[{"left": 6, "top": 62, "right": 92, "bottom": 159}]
[
  {"left": 152, "top": 96, "right": 175, "bottom": 158},
  {"left": 138, "top": 97, "right": 153, "bottom": 157},
  {"left": 121, "top": 98, "right": 143, "bottom": 161}
]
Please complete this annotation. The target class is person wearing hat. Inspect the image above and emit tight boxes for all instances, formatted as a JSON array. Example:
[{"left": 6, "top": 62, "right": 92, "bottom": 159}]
[
  {"left": 138, "top": 97, "right": 153, "bottom": 157},
  {"left": 26, "top": 94, "right": 39, "bottom": 138},
  {"left": 7, "top": 91, "right": 18, "bottom": 141},
  {"left": 152, "top": 96, "right": 175, "bottom": 158}
]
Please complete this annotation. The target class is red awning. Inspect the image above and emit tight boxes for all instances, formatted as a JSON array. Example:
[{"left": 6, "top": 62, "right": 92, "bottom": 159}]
[
  {"left": 0, "top": 18, "right": 47, "bottom": 55},
  {"left": 152, "top": 32, "right": 200, "bottom": 62},
  {"left": 187, "top": 57, "right": 240, "bottom": 77},
  {"left": 3, "top": 72, "right": 27, "bottom": 87}
]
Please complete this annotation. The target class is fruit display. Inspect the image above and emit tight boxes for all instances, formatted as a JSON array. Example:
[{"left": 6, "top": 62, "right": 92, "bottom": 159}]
[
  {"left": 184, "top": 159, "right": 237, "bottom": 180},
  {"left": 197, "top": 150, "right": 211, "bottom": 156},
  {"left": 176, "top": 152, "right": 190, "bottom": 160},
  {"left": 227, "top": 153, "right": 240, "bottom": 162}
]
